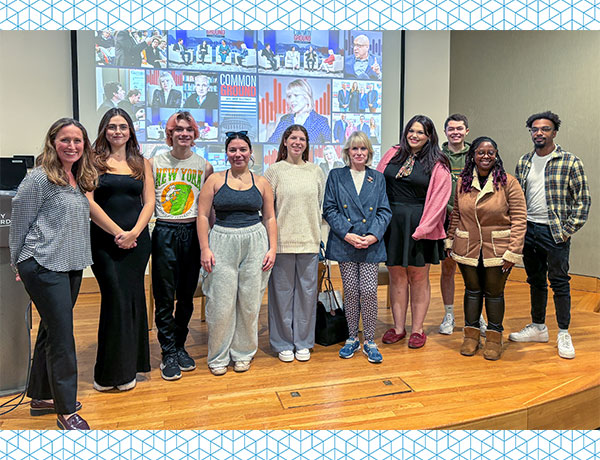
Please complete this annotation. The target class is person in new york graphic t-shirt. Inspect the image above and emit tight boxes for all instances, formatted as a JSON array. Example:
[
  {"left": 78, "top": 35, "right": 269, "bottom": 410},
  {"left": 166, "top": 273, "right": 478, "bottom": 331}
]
[{"left": 150, "top": 111, "right": 213, "bottom": 381}]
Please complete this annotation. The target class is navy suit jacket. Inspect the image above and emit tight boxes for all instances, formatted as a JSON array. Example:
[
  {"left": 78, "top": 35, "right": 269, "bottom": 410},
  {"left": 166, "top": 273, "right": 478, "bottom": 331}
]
[
  {"left": 333, "top": 119, "right": 347, "bottom": 144},
  {"left": 323, "top": 166, "right": 391, "bottom": 263},
  {"left": 358, "top": 122, "right": 370, "bottom": 136},
  {"left": 344, "top": 54, "right": 382, "bottom": 80},
  {"left": 151, "top": 89, "right": 182, "bottom": 108},
  {"left": 368, "top": 89, "right": 378, "bottom": 108},
  {"left": 337, "top": 89, "right": 349, "bottom": 109}
]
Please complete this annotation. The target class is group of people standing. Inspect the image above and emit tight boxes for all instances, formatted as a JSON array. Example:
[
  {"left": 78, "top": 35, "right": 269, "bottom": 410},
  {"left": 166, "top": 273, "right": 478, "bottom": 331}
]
[{"left": 9, "top": 107, "right": 589, "bottom": 431}]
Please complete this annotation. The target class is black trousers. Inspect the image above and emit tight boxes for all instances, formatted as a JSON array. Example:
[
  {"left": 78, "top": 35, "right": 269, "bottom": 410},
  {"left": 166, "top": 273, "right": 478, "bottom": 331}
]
[
  {"left": 152, "top": 221, "right": 201, "bottom": 355},
  {"left": 18, "top": 257, "right": 82, "bottom": 415},
  {"left": 523, "top": 221, "right": 571, "bottom": 329},
  {"left": 458, "top": 257, "right": 510, "bottom": 332}
]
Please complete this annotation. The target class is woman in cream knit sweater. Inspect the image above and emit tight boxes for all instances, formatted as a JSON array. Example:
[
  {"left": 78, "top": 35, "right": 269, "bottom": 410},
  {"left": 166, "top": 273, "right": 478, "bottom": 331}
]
[{"left": 264, "top": 124, "right": 326, "bottom": 362}]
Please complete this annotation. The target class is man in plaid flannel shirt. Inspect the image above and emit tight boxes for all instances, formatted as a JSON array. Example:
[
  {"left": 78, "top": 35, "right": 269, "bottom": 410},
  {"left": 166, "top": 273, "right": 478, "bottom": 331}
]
[{"left": 509, "top": 111, "right": 591, "bottom": 359}]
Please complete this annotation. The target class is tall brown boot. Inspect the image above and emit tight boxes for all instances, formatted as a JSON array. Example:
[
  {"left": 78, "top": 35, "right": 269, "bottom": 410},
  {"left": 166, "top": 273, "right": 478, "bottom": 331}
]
[
  {"left": 483, "top": 330, "right": 503, "bottom": 360},
  {"left": 460, "top": 327, "right": 480, "bottom": 356}
]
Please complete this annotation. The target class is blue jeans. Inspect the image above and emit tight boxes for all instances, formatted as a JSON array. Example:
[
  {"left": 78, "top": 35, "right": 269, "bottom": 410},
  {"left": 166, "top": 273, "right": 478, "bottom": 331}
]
[{"left": 522, "top": 221, "right": 571, "bottom": 329}]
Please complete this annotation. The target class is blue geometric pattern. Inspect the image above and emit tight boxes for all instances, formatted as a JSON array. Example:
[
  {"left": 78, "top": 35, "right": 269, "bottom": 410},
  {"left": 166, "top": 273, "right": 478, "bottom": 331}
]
[
  {"left": 1, "top": 4, "right": 598, "bottom": 460},
  {"left": 0, "top": 430, "right": 599, "bottom": 458},
  {"left": 0, "top": 1, "right": 599, "bottom": 29}
]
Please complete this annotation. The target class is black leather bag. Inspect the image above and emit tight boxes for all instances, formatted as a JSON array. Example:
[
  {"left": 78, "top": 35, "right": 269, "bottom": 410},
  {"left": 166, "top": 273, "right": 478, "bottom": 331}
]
[{"left": 314, "top": 254, "right": 348, "bottom": 346}]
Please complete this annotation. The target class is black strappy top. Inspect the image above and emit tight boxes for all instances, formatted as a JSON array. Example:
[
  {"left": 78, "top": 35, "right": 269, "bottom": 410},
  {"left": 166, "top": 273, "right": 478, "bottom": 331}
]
[{"left": 213, "top": 170, "right": 263, "bottom": 228}]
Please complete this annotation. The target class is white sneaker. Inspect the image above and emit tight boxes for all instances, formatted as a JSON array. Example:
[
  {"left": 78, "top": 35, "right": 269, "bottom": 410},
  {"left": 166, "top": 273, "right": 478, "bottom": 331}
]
[
  {"left": 295, "top": 348, "right": 311, "bottom": 361},
  {"left": 557, "top": 331, "right": 575, "bottom": 359},
  {"left": 439, "top": 313, "right": 455, "bottom": 335},
  {"left": 479, "top": 314, "right": 487, "bottom": 337},
  {"left": 508, "top": 323, "right": 549, "bottom": 342},
  {"left": 116, "top": 378, "right": 136, "bottom": 391},
  {"left": 278, "top": 350, "right": 294, "bottom": 362},
  {"left": 234, "top": 361, "right": 251, "bottom": 372},
  {"left": 93, "top": 381, "right": 114, "bottom": 392}
]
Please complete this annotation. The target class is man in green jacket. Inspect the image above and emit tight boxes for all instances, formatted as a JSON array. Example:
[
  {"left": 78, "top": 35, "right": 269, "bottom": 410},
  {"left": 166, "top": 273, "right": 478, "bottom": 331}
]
[{"left": 439, "top": 114, "right": 487, "bottom": 336}]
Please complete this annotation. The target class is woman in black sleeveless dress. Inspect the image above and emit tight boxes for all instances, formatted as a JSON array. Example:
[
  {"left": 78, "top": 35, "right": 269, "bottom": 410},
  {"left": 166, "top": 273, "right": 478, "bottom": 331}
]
[{"left": 88, "top": 108, "right": 155, "bottom": 391}]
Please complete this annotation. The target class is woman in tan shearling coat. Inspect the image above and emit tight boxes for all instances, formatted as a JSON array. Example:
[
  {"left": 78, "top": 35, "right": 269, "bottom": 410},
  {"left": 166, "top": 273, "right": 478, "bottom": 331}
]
[{"left": 446, "top": 137, "right": 527, "bottom": 360}]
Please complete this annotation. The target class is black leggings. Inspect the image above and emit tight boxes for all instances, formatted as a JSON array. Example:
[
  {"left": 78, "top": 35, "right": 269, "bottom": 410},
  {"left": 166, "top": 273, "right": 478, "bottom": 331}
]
[{"left": 458, "top": 258, "right": 510, "bottom": 332}]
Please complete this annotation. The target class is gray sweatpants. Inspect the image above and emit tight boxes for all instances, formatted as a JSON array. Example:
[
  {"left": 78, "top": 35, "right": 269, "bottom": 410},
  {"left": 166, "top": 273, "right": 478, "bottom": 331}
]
[
  {"left": 268, "top": 253, "right": 319, "bottom": 353},
  {"left": 202, "top": 223, "right": 271, "bottom": 368}
]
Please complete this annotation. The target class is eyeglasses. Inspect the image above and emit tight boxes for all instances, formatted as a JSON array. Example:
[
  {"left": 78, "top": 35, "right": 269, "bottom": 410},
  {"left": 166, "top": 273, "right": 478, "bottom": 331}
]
[
  {"left": 529, "top": 127, "right": 554, "bottom": 134},
  {"left": 225, "top": 131, "right": 248, "bottom": 138},
  {"left": 475, "top": 150, "right": 497, "bottom": 158}
]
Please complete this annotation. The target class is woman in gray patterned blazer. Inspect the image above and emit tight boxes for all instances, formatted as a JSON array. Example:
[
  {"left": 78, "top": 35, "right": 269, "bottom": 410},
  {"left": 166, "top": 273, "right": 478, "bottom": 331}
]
[{"left": 9, "top": 118, "right": 98, "bottom": 430}]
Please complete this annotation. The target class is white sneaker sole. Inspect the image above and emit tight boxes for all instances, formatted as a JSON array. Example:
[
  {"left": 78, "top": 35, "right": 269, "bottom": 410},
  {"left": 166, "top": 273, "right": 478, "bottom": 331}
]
[
  {"left": 278, "top": 352, "right": 294, "bottom": 363},
  {"left": 179, "top": 363, "right": 196, "bottom": 372},
  {"left": 508, "top": 334, "right": 549, "bottom": 343},
  {"left": 93, "top": 381, "right": 114, "bottom": 392},
  {"left": 116, "top": 379, "right": 136, "bottom": 391},
  {"left": 295, "top": 353, "right": 311, "bottom": 362},
  {"left": 558, "top": 349, "right": 575, "bottom": 359}
]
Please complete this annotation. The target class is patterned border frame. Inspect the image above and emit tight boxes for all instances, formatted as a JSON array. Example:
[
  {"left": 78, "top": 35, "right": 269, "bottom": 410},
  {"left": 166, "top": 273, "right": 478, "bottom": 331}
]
[
  {"left": 1, "top": 1, "right": 599, "bottom": 458},
  {"left": 0, "top": 430, "right": 599, "bottom": 459},
  {"left": 0, "top": 1, "right": 599, "bottom": 30}
]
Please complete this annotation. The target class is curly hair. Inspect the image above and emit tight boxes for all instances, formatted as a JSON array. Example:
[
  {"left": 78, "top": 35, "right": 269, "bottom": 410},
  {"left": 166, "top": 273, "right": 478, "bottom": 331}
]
[
  {"left": 525, "top": 111, "right": 561, "bottom": 131},
  {"left": 390, "top": 114, "right": 449, "bottom": 175},
  {"left": 459, "top": 136, "right": 507, "bottom": 193},
  {"left": 36, "top": 118, "right": 98, "bottom": 192},
  {"left": 93, "top": 108, "right": 145, "bottom": 180},
  {"left": 276, "top": 124, "right": 309, "bottom": 162}
]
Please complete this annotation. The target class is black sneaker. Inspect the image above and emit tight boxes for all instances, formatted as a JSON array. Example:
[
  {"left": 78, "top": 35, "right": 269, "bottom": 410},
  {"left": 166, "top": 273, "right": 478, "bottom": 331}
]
[
  {"left": 176, "top": 348, "right": 196, "bottom": 371},
  {"left": 160, "top": 353, "right": 182, "bottom": 381}
]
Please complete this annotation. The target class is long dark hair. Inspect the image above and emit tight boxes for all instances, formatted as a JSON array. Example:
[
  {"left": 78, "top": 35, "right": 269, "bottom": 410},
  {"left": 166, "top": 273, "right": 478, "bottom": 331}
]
[
  {"left": 276, "top": 124, "right": 310, "bottom": 162},
  {"left": 459, "top": 136, "right": 507, "bottom": 193},
  {"left": 390, "top": 115, "right": 449, "bottom": 175},
  {"left": 37, "top": 117, "right": 98, "bottom": 192},
  {"left": 93, "top": 108, "right": 144, "bottom": 180}
]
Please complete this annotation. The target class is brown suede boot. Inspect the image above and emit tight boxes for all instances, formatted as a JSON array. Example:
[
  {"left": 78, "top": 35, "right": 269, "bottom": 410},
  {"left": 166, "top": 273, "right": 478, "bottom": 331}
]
[
  {"left": 460, "top": 327, "right": 480, "bottom": 356},
  {"left": 483, "top": 330, "right": 503, "bottom": 360}
]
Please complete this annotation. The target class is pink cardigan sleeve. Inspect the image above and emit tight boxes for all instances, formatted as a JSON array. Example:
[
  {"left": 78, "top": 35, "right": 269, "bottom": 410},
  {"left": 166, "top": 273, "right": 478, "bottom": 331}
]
[
  {"left": 412, "top": 162, "right": 451, "bottom": 241},
  {"left": 376, "top": 146, "right": 400, "bottom": 173}
]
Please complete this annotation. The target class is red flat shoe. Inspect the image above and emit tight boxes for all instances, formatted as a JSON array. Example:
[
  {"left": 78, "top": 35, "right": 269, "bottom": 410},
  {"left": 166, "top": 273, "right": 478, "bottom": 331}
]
[
  {"left": 382, "top": 328, "right": 406, "bottom": 344},
  {"left": 30, "top": 399, "right": 82, "bottom": 416},
  {"left": 57, "top": 413, "right": 90, "bottom": 430},
  {"left": 408, "top": 331, "right": 427, "bottom": 348}
]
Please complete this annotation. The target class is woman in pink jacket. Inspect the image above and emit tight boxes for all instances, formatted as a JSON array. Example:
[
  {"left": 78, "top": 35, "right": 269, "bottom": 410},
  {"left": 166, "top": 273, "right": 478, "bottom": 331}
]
[{"left": 377, "top": 115, "right": 451, "bottom": 349}]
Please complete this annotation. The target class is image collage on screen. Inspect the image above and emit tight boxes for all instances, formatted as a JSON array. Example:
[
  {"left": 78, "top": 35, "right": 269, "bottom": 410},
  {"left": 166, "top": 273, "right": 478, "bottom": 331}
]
[{"left": 95, "top": 30, "right": 383, "bottom": 177}]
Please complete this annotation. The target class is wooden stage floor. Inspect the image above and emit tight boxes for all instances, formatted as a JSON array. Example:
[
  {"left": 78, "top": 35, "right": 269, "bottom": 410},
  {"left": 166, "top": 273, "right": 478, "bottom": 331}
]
[{"left": 1, "top": 266, "right": 599, "bottom": 430}]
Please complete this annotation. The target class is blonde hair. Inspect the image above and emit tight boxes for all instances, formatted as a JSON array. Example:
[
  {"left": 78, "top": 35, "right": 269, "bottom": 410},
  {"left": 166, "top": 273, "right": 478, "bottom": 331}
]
[
  {"left": 342, "top": 131, "right": 374, "bottom": 166},
  {"left": 37, "top": 118, "right": 98, "bottom": 192},
  {"left": 286, "top": 79, "right": 314, "bottom": 112}
]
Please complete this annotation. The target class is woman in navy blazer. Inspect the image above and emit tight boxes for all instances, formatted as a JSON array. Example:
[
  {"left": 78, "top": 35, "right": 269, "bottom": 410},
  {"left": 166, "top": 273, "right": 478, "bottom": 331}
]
[{"left": 323, "top": 131, "right": 392, "bottom": 363}]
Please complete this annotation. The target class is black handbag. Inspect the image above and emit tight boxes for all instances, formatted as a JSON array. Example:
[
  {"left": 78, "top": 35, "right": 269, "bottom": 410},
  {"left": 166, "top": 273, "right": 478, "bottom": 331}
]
[{"left": 314, "top": 252, "right": 349, "bottom": 346}]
